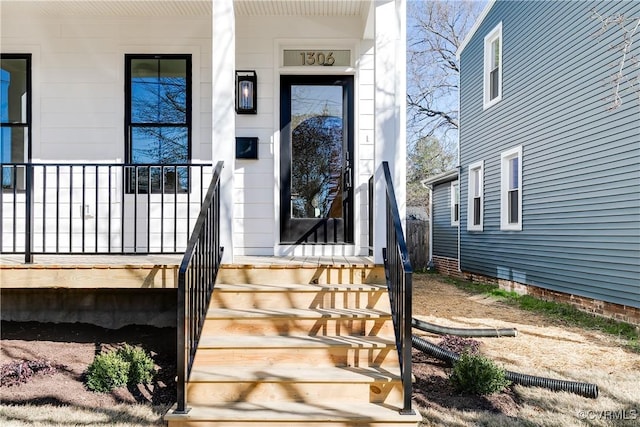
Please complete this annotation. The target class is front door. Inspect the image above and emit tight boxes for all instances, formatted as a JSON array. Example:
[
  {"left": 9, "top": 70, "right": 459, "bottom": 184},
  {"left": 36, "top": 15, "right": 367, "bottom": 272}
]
[{"left": 280, "top": 75, "right": 354, "bottom": 244}]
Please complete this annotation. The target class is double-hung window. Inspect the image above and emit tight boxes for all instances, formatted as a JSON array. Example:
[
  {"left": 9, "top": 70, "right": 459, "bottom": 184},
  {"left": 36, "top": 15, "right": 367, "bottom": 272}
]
[
  {"left": 125, "top": 54, "right": 191, "bottom": 193},
  {"left": 483, "top": 23, "right": 502, "bottom": 109},
  {"left": 451, "top": 180, "right": 460, "bottom": 226},
  {"left": 500, "top": 146, "right": 522, "bottom": 230},
  {"left": 1, "top": 54, "right": 31, "bottom": 189},
  {"left": 467, "top": 161, "right": 483, "bottom": 231}
]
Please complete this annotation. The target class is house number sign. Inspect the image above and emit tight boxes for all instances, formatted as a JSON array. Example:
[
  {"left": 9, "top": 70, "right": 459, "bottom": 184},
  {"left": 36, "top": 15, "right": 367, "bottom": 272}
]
[{"left": 283, "top": 50, "right": 351, "bottom": 67}]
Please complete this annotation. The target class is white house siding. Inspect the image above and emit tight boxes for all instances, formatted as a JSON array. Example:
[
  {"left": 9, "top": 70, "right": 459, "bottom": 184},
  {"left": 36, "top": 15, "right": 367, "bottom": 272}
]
[
  {"left": 1, "top": 6, "right": 212, "bottom": 163},
  {"left": 2, "top": 0, "right": 407, "bottom": 262},
  {"left": 1, "top": 3, "right": 213, "bottom": 253}
]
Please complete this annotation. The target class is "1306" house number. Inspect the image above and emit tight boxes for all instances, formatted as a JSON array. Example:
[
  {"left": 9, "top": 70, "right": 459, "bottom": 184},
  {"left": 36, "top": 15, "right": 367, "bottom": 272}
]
[
  {"left": 283, "top": 50, "right": 350, "bottom": 67},
  {"left": 299, "top": 51, "right": 336, "bottom": 66}
]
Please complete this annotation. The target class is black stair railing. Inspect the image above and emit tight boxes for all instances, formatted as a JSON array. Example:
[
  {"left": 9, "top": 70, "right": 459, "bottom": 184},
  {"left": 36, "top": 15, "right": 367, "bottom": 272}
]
[
  {"left": 381, "top": 161, "right": 415, "bottom": 415},
  {"left": 174, "top": 161, "right": 224, "bottom": 414},
  {"left": 0, "top": 162, "right": 215, "bottom": 262}
]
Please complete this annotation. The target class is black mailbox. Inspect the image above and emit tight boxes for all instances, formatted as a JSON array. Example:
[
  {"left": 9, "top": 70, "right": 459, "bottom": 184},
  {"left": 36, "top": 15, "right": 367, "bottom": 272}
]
[{"left": 236, "top": 137, "right": 258, "bottom": 159}]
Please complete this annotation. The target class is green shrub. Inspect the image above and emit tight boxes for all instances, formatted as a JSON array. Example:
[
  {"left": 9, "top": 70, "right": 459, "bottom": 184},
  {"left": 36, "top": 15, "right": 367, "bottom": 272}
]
[
  {"left": 86, "top": 351, "right": 130, "bottom": 392},
  {"left": 449, "top": 352, "right": 510, "bottom": 395},
  {"left": 117, "top": 344, "right": 154, "bottom": 385}
]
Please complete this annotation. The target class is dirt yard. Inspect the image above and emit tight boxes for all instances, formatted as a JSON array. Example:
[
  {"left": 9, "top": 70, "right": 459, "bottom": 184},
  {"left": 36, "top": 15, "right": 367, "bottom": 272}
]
[
  {"left": 1, "top": 273, "right": 639, "bottom": 426},
  {"left": 411, "top": 274, "right": 640, "bottom": 426}
]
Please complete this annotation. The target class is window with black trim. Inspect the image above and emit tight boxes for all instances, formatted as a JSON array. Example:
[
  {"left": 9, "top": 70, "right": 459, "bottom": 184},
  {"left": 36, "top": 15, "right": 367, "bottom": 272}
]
[
  {"left": 125, "top": 54, "right": 191, "bottom": 193},
  {"left": 1, "top": 54, "right": 31, "bottom": 189}
]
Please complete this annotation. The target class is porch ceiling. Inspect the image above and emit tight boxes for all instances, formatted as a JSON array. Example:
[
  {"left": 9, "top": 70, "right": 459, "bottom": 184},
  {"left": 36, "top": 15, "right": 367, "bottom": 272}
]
[
  {"left": 1, "top": 1, "right": 211, "bottom": 17},
  {"left": 234, "top": 0, "right": 369, "bottom": 16},
  {"left": 1, "top": 0, "right": 370, "bottom": 17}
]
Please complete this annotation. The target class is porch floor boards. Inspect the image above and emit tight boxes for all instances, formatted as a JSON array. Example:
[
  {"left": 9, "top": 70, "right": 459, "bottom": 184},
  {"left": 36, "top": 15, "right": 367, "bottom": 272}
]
[{"left": 0, "top": 254, "right": 373, "bottom": 268}]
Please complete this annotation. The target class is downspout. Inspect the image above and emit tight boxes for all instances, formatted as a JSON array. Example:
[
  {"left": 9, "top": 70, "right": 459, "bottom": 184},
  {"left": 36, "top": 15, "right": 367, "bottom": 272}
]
[
  {"left": 457, "top": 57, "right": 462, "bottom": 274},
  {"left": 428, "top": 184, "right": 434, "bottom": 269},
  {"left": 457, "top": 167, "right": 461, "bottom": 273}
]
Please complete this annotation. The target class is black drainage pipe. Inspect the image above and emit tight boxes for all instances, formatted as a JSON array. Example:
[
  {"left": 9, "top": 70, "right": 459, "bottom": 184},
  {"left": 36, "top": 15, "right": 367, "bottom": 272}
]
[
  {"left": 412, "top": 317, "right": 518, "bottom": 338},
  {"left": 411, "top": 335, "right": 598, "bottom": 399}
]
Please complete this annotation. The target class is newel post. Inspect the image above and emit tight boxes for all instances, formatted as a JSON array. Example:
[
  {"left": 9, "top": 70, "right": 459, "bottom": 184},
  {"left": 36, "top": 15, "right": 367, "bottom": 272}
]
[{"left": 25, "top": 163, "right": 34, "bottom": 264}]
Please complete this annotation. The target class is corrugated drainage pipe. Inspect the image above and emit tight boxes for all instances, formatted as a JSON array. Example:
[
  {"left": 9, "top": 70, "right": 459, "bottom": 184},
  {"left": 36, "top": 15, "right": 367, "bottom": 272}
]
[
  {"left": 411, "top": 335, "right": 598, "bottom": 399},
  {"left": 412, "top": 317, "right": 518, "bottom": 337}
]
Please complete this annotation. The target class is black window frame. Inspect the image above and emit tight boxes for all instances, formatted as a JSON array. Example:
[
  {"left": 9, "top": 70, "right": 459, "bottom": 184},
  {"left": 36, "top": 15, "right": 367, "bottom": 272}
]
[
  {"left": 124, "top": 54, "right": 192, "bottom": 193},
  {"left": 1, "top": 53, "right": 32, "bottom": 191}
]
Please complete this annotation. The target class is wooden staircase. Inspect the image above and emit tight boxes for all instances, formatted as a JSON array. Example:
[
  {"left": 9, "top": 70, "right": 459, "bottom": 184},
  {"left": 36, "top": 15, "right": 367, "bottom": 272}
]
[{"left": 164, "top": 262, "right": 421, "bottom": 426}]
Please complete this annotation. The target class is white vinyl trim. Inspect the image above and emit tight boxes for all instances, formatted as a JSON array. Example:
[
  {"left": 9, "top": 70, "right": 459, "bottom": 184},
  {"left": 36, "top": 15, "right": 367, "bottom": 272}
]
[
  {"left": 483, "top": 22, "right": 502, "bottom": 110},
  {"left": 500, "top": 146, "right": 522, "bottom": 231},
  {"left": 451, "top": 180, "right": 459, "bottom": 226},
  {"left": 467, "top": 160, "right": 484, "bottom": 231}
]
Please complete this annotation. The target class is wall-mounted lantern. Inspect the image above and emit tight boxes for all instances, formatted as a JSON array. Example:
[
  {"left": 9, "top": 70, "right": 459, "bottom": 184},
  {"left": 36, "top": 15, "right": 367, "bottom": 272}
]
[{"left": 235, "top": 70, "right": 257, "bottom": 114}]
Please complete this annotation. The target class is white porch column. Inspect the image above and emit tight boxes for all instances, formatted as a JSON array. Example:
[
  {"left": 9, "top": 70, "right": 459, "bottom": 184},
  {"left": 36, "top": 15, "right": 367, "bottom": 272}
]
[
  {"left": 212, "top": 0, "right": 236, "bottom": 263},
  {"left": 373, "top": 0, "right": 407, "bottom": 264}
]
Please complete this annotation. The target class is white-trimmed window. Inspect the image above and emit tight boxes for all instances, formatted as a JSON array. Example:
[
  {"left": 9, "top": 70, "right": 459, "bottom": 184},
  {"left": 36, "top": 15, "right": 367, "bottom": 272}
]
[
  {"left": 500, "top": 146, "right": 522, "bottom": 231},
  {"left": 483, "top": 22, "right": 502, "bottom": 109},
  {"left": 467, "top": 161, "right": 484, "bottom": 231},
  {"left": 451, "top": 180, "right": 459, "bottom": 226}
]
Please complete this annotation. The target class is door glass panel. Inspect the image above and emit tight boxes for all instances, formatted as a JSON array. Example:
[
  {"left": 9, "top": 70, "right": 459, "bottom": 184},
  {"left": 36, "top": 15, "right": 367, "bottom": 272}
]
[{"left": 290, "top": 85, "right": 343, "bottom": 219}]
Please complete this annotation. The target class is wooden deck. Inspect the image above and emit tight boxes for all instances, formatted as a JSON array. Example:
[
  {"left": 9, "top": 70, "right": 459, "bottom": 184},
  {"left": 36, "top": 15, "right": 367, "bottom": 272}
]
[{"left": 0, "top": 255, "right": 382, "bottom": 289}]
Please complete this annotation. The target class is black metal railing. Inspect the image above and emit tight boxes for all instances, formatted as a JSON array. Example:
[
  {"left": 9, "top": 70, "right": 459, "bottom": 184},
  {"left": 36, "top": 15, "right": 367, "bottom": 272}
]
[
  {"left": 381, "top": 161, "right": 414, "bottom": 415},
  {"left": 0, "top": 162, "right": 215, "bottom": 262},
  {"left": 175, "top": 161, "right": 223, "bottom": 414}
]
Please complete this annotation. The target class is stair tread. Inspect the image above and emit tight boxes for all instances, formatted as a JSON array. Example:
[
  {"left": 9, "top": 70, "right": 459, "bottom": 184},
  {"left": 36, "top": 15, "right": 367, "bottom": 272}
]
[
  {"left": 165, "top": 401, "right": 421, "bottom": 423},
  {"left": 207, "top": 307, "right": 391, "bottom": 318},
  {"left": 198, "top": 334, "right": 396, "bottom": 349},
  {"left": 189, "top": 364, "right": 401, "bottom": 383},
  {"left": 215, "top": 283, "right": 386, "bottom": 292}
]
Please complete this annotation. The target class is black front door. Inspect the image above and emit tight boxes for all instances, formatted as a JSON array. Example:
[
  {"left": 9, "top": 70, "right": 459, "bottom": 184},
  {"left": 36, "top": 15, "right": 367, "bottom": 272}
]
[{"left": 280, "top": 75, "right": 354, "bottom": 244}]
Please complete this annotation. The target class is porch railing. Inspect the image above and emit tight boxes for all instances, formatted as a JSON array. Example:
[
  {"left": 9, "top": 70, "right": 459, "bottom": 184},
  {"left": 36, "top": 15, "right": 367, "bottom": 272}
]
[
  {"left": 175, "top": 161, "right": 224, "bottom": 414},
  {"left": 0, "top": 162, "right": 215, "bottom": 262},
  {"left": 381, "top": 161, "right": 415, "bottom": 415}
]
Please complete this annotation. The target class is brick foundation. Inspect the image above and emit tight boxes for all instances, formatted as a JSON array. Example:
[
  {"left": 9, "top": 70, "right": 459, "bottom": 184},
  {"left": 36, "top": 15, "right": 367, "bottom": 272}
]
[
  {"left": 431, "top": 261, "right": 640, "bottom": 326},
  {"left": 432, "top": 256, "right": 464, "bottom": 279}
]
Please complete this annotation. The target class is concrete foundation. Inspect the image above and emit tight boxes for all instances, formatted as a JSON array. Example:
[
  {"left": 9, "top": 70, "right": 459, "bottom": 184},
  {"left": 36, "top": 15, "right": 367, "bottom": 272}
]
[{"left": 1, "top": 288, "right": 177, "bottom": 329}]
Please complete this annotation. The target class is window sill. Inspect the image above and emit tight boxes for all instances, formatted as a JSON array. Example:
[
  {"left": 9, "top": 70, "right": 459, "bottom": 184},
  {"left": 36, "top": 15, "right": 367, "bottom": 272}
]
[
  {"left": 483, "top": 96, "right": 502, "bottom": 110},
  {"left": 500, "top": 223, "right": 522, "bottom": 231}
]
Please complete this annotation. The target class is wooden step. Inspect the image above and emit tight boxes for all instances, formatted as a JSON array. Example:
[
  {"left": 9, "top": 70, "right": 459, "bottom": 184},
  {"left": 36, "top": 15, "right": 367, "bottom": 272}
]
[
  {"left": 185, "top": 365, "right": 405, "bottom": 405},
  {"left": 202, "top": 307, "right": 395, "bottom": 337},
  {"left": 191, "top": 335, "right": 399, "bottom": 368},
  {"left": 212, "top": 283, "right": 391, "bottom": 311},
  {"left": 165, "top": 401, "right": 422, "bottom": 427},
  {"left": 218, "top": 264, "right": 385, "bottom": 285}
]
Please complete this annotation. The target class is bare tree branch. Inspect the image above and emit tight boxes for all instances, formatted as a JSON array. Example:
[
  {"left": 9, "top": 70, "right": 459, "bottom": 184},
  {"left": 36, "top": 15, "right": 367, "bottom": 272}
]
[
  {"left": 407, "top": 0, "right": 482, "bottom": 140},
  {"left": 591, "top": 9, "right": 640, "bottom": 109}
]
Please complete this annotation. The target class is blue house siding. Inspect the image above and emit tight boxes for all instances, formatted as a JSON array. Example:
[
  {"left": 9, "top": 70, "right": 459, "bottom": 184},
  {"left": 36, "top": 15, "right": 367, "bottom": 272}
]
[
  {"left": 432, "top": 181, "right": 458, "bottom": 260},
  {"left": 459, "top": 0, "right": 640, "bottom": 308}
]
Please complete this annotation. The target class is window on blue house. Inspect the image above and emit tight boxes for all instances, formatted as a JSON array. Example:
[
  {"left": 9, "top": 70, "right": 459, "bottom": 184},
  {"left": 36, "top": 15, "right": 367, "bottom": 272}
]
[
  {"left": 467, "top": 161, "right": 483, "bottom": 231},
  {"left": 1, "top": 54, "right": 30, "bottom": 189},
  {"left": 500, "top": 146, "right": 522, "bottom": 231},
  {"left": 451, "top": 180, "right": 459, "bottom": 226},
  {"left": 483, "top": 22, "right": 502, "bottom": 109},
  {"left": 125, "top": 54, "right": 191, "bottom": 193}
]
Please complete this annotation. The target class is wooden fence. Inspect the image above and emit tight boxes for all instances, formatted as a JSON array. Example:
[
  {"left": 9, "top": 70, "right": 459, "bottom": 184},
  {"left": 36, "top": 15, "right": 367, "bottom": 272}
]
[{"left": 407, "top": 219, "right": 429, "bottom": 271}]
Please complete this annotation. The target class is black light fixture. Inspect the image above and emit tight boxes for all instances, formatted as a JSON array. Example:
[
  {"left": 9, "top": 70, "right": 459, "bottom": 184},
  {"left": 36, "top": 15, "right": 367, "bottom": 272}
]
[{"left": 235, "top": 70, "right": 257, "bottom": 114}]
